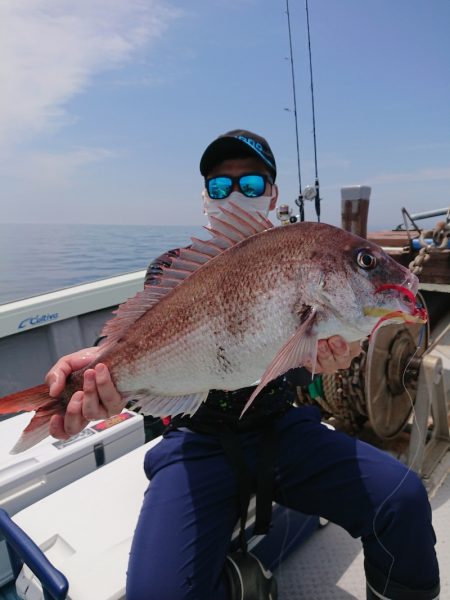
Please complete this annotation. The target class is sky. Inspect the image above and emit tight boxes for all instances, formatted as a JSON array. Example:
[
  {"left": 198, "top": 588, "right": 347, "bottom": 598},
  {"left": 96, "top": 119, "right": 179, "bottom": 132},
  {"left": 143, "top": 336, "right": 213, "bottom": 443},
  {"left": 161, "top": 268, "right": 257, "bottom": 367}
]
[{"left": 1, "top": 0, "right": 449, "bottom": 229}]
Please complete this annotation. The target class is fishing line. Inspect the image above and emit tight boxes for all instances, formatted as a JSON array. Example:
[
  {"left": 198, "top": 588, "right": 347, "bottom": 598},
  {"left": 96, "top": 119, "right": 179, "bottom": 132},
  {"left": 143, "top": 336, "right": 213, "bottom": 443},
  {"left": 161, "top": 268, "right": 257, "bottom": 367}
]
[{"left": 370, "top": 332, "right": 426, "bottom": 597}]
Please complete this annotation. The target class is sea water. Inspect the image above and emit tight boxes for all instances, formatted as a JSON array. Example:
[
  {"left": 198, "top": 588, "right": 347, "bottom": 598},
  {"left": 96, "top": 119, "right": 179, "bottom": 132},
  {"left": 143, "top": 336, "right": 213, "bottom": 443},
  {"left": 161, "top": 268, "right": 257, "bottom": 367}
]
[{"left": 0, "top": 223, "right": 203, "bottom": 305}]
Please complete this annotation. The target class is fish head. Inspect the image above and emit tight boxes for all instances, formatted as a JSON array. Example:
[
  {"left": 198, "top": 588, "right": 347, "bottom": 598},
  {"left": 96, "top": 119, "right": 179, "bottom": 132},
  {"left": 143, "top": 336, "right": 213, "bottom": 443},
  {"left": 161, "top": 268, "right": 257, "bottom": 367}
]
[
  {"left": 341, "top": 236, "right": 422, "bottom": 329},
  {"left": 303, "top": 226, "right": 423, "bottom": 337}
]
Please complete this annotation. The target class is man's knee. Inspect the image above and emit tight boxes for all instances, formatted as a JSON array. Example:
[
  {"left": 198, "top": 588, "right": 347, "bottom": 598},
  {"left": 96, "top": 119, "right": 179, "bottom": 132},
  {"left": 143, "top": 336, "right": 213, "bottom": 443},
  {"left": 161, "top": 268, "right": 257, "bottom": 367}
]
[
  {"left": 365, "top": 559, "right": 440, "bottom": 600},
  {"left": 385, "top": 469, "right": 431, "bottom": 523},
  {"left": 370, "top": 464, "right": 430, "bottom": 528},
  {"left": 366, "top": 468, "right": 439, "bottom": 593}
]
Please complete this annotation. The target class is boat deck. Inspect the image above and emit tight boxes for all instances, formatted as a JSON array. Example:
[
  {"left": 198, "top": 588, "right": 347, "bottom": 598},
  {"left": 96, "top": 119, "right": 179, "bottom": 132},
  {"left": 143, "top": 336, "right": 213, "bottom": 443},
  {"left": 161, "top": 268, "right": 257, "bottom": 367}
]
[
  {"left": 1, "top": 462, "right": 448, "bottom": 599},
  {"left": 276, "top": 458, "right": 450, "bottom": 599}
]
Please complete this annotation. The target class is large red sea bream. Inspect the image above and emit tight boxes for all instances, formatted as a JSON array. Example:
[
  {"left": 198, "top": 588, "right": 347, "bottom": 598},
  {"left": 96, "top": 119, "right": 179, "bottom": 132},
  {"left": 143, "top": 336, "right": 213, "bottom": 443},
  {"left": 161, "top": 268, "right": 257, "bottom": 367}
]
[{"left": 0, "top": 205, "right": 424, "bottom": 452}]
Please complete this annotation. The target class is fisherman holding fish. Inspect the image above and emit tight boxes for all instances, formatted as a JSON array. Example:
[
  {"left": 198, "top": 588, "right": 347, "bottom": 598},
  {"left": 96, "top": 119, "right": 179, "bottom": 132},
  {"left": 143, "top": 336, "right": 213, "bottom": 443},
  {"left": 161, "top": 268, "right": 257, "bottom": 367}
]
[{"left": 3, "top": 130, "right": 440, "bottom": 599}]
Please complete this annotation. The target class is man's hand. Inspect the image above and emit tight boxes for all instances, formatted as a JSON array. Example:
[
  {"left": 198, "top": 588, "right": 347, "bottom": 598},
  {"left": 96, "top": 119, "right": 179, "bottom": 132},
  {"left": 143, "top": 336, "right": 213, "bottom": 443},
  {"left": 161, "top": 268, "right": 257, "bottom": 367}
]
[
  {"left": 305, "top": 336, "right": 362, "bottom": 375},
  {"left": 45, "top": 348, "right": 126, "bottom": 440}
]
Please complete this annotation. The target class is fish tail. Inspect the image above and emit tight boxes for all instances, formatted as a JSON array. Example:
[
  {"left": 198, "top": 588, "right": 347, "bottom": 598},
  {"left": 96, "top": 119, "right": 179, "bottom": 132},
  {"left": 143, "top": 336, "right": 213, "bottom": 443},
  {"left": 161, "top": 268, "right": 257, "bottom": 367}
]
[
  {"left": 0, "top": 384, "right": 52, "bottom": 415},
  {"left": 0, "top": 385, "right": 65, "bottom": 454}
]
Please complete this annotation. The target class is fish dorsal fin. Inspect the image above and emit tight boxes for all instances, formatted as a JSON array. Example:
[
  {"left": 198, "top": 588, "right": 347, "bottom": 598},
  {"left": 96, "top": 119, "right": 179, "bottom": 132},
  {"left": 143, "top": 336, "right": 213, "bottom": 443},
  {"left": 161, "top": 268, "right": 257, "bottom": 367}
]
[
  {"left": 99, "top": 203, "right": 273, "bottom": 347},
  {"left": 100, "top": 286, "right": 174, "bottom": 345}
]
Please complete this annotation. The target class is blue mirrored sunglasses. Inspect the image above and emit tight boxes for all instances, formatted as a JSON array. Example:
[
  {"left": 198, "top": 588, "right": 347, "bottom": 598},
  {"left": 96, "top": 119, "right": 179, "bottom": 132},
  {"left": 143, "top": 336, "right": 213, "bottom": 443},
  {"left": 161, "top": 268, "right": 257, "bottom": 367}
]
[{"left": 206, "top": 173, "right": 273, "bottom": 200}]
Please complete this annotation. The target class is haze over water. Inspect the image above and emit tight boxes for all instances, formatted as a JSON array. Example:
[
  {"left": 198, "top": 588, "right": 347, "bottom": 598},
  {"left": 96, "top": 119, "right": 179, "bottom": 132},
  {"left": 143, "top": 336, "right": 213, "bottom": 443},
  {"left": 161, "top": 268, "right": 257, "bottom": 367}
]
[{"left": 0, "top": 223, "right": 203, "bottom": 305}]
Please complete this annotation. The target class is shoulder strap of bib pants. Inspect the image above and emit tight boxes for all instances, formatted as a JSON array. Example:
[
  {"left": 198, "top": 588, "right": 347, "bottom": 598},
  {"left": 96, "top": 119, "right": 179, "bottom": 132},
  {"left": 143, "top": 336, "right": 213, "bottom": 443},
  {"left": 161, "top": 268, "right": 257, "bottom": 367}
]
[{"left": 219, "top": 422, "right": 278, "bottom": 600}]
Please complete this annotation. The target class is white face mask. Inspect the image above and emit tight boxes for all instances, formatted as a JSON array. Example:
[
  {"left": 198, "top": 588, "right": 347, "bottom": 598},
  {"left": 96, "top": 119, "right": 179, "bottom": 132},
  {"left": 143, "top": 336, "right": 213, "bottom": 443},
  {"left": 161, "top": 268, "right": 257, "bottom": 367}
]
[{"left": 203, "top": 190, "right": 274, "bottom": 224}]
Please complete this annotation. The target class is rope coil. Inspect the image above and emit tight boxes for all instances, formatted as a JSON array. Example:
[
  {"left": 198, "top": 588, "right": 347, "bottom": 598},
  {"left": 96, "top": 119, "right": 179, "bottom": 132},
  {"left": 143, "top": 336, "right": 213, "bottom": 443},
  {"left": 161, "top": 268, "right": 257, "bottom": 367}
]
[
  {"left": 296, "top": 344, "right": 368, "bottom": 434},
  {"left": 408, "top": 246, "right": 431, "bottom": 276}
]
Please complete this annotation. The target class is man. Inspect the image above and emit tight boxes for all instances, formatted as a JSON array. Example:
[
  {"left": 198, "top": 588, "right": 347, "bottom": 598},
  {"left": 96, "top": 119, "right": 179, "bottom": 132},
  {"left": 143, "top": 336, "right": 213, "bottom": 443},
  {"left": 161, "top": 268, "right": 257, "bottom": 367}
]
[{"left": 46, "top": 130, "right": 440, "bottom": 600}]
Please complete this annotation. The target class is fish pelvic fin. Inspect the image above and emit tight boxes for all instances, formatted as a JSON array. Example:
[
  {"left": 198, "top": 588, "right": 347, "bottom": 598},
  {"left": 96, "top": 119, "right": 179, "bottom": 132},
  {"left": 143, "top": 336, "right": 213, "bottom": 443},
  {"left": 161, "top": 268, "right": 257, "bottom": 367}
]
[
  {"left": 241, "top": 310, "right": 318, "bottom": 417},
  {"left": 100, "top": 204, "right": 273, "bottom": 350},
  {"left": 129, "top": 390, "right": 209, "bottom": 418}
]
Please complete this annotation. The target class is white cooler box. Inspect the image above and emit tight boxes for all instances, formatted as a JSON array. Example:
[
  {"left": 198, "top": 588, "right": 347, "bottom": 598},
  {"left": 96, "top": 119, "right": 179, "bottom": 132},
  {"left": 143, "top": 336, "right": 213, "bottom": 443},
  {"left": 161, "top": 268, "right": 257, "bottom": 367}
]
[
  {"left": 0, "top": 410, "right": 145, "bottom": 585},
  {"left": 13, "top": 438, "right": 159, "bottom": 600}
]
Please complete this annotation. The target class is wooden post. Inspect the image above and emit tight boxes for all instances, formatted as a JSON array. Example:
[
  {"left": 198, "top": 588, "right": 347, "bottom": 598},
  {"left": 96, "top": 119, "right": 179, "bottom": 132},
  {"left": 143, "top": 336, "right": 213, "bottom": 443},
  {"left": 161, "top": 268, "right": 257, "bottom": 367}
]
[{"left": 341, "top": 186, "right": 371, "bottom": 239}]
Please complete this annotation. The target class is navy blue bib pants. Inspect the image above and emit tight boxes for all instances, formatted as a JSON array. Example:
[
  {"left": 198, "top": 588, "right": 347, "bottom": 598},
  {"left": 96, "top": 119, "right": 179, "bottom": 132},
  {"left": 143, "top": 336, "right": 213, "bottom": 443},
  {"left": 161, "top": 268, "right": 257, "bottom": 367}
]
[{"left": 126, "top": 405, "right": 439, "bottom": 599}]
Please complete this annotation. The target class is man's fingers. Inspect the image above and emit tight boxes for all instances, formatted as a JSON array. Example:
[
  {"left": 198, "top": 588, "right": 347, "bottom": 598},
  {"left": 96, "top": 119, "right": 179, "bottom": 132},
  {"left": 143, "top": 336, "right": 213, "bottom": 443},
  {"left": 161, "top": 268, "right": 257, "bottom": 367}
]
[
  {"left": 45, "top": 361, "right": 73, "bottom": 397},
  {"left": 82, "top": 370, "right": 108, "bottom": 421},
  {"left": 94, "top": 363, "right": 125, "bottom": 417},
  {"left": 49, "top": 393, "right": 89, "bottom": 439},
  {"left": 49, "top": 414, "right": 71, "bottom": 440},
  {"left": 327, "top": 337, "right": 352, "bottom": 368},
  {"left": 314, "top": 337, "right": 358, "bottom": 374},
  {"left": 65, "top": 390, "right": 91, "bottom": 435},
  {"left": 314, "top": 340, "right": 338, "bottom": 373},
  {"left": 45, "top": 347, "right": 100, "bottom": 397},
  {"left": 348, "top": 340, "right": 363, "bottom": 359}
]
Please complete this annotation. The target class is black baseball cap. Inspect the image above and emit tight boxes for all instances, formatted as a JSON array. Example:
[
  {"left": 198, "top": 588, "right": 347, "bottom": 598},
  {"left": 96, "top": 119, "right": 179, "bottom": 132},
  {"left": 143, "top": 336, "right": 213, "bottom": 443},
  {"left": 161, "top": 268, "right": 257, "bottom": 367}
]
[{"left": 200, "top": 129, "right": 277, "bottom": 181}]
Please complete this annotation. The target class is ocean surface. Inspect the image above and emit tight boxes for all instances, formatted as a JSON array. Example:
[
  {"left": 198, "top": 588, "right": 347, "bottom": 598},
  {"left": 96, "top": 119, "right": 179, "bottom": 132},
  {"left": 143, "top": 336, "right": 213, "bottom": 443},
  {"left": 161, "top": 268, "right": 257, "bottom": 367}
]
[{"left": 0, "top": 223, "right": 204, "bottom": 305}]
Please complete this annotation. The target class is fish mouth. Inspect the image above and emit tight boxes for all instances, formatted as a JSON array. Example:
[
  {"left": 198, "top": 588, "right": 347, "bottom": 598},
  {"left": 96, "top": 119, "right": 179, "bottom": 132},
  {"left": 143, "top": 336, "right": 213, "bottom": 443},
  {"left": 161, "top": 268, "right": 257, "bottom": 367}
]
[
  {"left": 375, "top": 283, "right": 420, "bottom": 314},
  {"left": 401, "top": 273, "right": 419, "bottom": 296},
  {"left": 363, "top": 306, "right": 426, "bottom": 323},
  {"left": 364, "top": 281, "right": 427, "bottom": 331}
]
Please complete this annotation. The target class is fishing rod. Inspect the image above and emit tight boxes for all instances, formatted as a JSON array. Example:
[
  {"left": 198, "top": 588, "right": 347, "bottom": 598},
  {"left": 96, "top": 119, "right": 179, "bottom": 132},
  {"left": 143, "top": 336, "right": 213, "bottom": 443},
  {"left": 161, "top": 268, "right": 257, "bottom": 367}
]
[
  {"left": 283, "top": 0, "right": 321, "bottom": 223},
  {"left": 284, "top": 0, "right": 304, "bottom": 222},
  {"left": 305, "top": 0, "right": 321, "bottom": 222}
]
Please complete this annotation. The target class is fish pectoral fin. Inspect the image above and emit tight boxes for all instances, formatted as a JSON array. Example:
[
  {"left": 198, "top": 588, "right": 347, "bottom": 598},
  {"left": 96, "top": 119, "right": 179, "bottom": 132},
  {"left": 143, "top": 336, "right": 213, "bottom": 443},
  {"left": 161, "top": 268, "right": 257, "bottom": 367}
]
[
  {"left": 241, "top": 312, "right": 318, "bottom": 416},
  {"left": 130, "top": 390, "right": 209, "bottom": 418}
]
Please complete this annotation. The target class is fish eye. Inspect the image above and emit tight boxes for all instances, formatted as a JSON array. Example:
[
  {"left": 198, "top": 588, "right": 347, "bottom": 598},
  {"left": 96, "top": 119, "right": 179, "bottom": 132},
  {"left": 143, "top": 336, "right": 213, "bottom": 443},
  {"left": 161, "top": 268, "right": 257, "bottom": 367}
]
[{"left": 356, "top": 250, "right": 377, "bottom": 270}]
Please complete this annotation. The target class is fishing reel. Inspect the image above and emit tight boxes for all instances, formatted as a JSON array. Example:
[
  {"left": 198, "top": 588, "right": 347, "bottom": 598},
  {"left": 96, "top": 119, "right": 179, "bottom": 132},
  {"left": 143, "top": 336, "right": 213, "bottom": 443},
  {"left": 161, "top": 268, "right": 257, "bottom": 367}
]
[
  {"left": 276, "top": 204, "right": 297, "bottom": 225},
  {"left": 302, "top": 185, "right": 317, "bottom": 202},
  {"left": 365, "top": 293, "right": 450, "bottom": 480},
  {"left": 276, "top": 186, "right": 319, "bottom": 226},
  {"left": 365, "top": 319, "right": 428, "bottom": 439}
]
